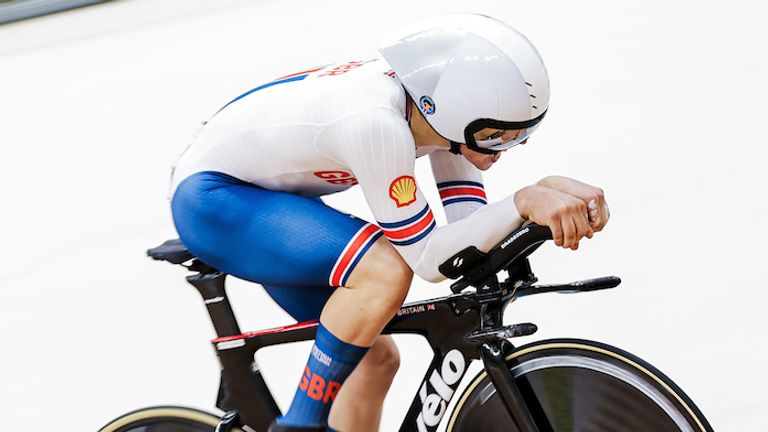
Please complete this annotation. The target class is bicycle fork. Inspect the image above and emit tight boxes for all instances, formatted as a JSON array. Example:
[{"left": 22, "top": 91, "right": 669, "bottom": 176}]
[
  {"left": 481, "top": 339, "right": 553, "bottom": 432},
  {"left": 473, "top": 297, "right": 553, "bottom": 432}
]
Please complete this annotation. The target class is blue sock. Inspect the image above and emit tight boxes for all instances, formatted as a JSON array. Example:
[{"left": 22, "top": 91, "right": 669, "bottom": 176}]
[{"left": 277, "top": 323, "right": 368, "bottom": 428}]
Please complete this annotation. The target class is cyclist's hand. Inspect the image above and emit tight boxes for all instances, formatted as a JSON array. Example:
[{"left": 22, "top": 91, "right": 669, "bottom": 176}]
[
  {"left": 514, "top": 185, "right": 593, "bottom": 250},
  {"left": 536, "top": 176, "right": 610, "bottom": 232}
]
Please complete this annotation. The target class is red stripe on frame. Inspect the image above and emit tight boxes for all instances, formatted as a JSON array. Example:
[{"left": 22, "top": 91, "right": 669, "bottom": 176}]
[
  {"left": 330, "top": 224, "right": 380, "bottom": 286},
  {"left": 212, "top": 320, "right": 319, "bottom": 343},
  {"left": 383, "top": 211, "right": 434, "bottom": 240},
  {"left": 275, "top": 67, "right": 325, "bottom": 80},
  {"left": 439, "top": 187, "right": 487, "bottom": 200}
]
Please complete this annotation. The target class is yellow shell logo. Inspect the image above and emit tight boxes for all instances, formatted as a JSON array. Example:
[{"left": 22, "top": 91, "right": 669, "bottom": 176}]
[{"left": 389, "top": 176, "right": 417, "bottom": 207}]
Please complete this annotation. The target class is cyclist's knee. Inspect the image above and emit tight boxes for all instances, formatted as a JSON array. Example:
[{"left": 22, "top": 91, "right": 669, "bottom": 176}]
[{"left": 347, "top": 236, "right": 413, "bottom": 313}]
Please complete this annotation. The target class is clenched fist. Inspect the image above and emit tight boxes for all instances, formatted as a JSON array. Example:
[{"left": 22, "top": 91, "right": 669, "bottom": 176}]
[
  {"left": 536, "top": 176, "right": 610, "bottom": 232},
  {"left": 514, "top": 177, "right": 610, "bottom": 250}
]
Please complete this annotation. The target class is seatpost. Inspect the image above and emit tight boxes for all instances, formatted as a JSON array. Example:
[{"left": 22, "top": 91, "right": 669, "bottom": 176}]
[{"left": 186, "top": 271, "right": 241, "bottom": 337}]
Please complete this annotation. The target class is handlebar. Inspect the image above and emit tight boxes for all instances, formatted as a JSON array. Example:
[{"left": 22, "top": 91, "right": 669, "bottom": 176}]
[
  {"left": 440, "top": 223, "right": 621, "bottom": 298},
  {"left": 439, "top": 224, "right": 553, "bottom": 294}
]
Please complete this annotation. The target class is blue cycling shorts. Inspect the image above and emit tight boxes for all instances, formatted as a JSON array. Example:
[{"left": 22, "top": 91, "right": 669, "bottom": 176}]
[{"left": 171, "top": 171, "right": 382, "bottom": 322}]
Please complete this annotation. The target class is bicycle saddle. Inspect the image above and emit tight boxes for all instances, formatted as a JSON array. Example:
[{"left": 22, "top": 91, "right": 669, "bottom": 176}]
[{"left": 147, "top": 238, "right": 195, "bottom": 264}]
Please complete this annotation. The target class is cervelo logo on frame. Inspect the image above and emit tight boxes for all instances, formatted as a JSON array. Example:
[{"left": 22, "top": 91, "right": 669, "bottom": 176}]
[{"left": 416, "top": 349, "right": 466, "bottom": 432}]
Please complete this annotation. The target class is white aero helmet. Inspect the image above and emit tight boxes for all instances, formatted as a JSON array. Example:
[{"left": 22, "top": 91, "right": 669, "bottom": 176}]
[{"left": 378, "top": 13, "right": 549, "bottom": 154}]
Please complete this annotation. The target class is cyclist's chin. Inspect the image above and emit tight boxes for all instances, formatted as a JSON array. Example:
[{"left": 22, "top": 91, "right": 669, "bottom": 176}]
[
  {"left": 461, "top": 147, "right": 501, "bottom": 170},
  {"left": 476, "top": 156, "right": 500, "bottom": 171}
]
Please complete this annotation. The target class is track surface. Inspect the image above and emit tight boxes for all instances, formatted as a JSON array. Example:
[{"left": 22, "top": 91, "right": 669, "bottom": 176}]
[{"left": 1, "top": 1, "right": 766, "bottom": 430}]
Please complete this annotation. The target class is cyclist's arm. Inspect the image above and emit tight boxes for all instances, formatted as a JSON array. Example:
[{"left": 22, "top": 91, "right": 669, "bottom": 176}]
[
  {"left": 321, "top": 110, "right": 525, "bottom": 282},
  {"left": 429, "top": 149, "right": 487, "bottom": 223}
]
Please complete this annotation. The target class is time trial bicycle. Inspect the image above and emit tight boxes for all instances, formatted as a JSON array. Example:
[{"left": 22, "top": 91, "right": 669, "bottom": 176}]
[{"left": 100, "top": 224, "right": 713, "bottom": 432}]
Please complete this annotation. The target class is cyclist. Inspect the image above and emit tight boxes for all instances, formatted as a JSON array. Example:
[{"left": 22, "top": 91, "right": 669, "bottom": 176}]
[{"left": 169, "top": 13, "right": 609, "bottom": 432}]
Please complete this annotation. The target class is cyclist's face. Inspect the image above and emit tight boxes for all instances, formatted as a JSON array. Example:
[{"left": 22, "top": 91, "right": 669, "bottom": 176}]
[
  {"left": 462, "top": 145, "right": 503, "bottom": 170},
  {"left": 473, "top": 127, "right": 530, "bottom": 149},
  {"left": 474, "top": 127, "right": 528, "bottom": 143},
  {"left": 463, "top": 128, "right": 528, "bottom": 170}
]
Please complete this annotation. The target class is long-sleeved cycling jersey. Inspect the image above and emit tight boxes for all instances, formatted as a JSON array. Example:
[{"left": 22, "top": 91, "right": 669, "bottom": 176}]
[{"left": 171, "top": 58, "right": 523, "bottom": 282}]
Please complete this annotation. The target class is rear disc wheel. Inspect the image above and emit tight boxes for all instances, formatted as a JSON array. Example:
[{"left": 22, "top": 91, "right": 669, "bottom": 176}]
[{"left": 99, "top": 406, "right": 242, "bottom": 432}]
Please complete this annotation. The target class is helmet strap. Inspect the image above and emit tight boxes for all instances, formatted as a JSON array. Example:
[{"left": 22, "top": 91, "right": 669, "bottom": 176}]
[
  {"left": 449, "top": 141, "right": 463, "bottom": 155},
  {"left": 403, "top": 89, "right": 414, "bottom": 126}
]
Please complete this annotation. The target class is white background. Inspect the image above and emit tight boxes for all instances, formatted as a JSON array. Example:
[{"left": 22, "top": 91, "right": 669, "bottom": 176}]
[{"left": 1, "top": 0, "right": 766, "bottom": 430}]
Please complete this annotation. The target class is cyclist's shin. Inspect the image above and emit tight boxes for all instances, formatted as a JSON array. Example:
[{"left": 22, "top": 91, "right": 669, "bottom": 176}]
[{"left": 276, "top": 323, "right": 368, "bottom": 428}]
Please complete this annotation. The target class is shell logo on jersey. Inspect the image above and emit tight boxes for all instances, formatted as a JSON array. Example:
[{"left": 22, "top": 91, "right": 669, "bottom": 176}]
[{"left": 389, "top": 176, "right": 417, "bottom": 207}]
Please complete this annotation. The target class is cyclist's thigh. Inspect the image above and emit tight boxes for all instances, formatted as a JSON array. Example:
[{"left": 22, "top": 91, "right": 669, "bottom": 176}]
[
  {"left": 261, "top": 284, "right": 334, "bottom": 322},
  {"left": 171, "top": 171, "right": 382, "bottom": 289}
]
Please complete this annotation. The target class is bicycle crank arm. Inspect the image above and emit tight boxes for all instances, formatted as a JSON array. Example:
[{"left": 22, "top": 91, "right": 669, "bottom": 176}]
[{"left": 469, "top": 323, "right": 538, "bottom": 342}]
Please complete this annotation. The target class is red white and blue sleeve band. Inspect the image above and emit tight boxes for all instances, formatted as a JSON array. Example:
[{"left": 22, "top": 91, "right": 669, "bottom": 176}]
[
  {"left": 378, "top": 205, "right": 436, "bottom": 246},
  {"left": 437, "top": 180, "right": 487, "bottom": 206},
  {"left": 329, "top": 223, "right": 383, "bottom": 287}
]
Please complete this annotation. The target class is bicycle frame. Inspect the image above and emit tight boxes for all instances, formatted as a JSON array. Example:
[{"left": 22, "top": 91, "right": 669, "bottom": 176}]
[
  {"left": 149, "top": 225, "right": 621, "bottom": 432},
  {"left": 188, "top": 270, "right": 545, "bottom": 432}
]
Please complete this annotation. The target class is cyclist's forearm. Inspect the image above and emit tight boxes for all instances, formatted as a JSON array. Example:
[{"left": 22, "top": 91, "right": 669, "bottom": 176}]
[{"left": 413, "top": 195, "right": 524, "bottom": 282}]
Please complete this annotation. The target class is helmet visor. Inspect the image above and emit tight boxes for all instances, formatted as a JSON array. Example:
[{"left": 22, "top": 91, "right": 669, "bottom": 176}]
[
  {"left": 472, "top": 123, "right": 540, "bottom": 152},
  {"left": 463, "top": 110, "right": 547, "bottom": 154}
]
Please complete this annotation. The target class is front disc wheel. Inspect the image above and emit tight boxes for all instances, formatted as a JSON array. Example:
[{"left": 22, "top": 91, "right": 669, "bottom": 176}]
[{"left": 447, "top": 339, "right": 713, "bottom": 432}]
